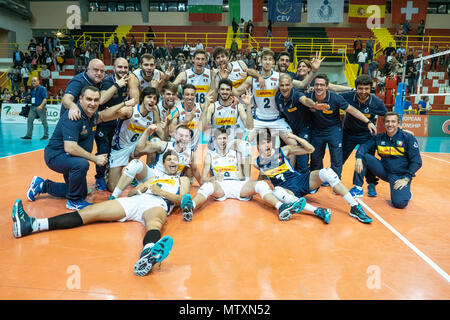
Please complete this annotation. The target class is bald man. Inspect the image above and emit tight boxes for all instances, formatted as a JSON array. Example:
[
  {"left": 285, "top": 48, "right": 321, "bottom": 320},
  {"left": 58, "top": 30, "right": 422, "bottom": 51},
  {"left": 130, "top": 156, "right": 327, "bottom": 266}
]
[
  {"left": 21, "top": 77, "right": 49, "bottom": 140},
  {"left": 62, "top": 58, "right": 106, "bottom": 121}
]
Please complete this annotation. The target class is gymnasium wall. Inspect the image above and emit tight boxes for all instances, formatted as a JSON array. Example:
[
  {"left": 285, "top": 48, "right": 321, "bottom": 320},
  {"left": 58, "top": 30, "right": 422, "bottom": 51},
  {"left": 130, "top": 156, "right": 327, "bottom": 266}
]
[{"left": 29, "top": 1, "right": 450, "bottom": 29}]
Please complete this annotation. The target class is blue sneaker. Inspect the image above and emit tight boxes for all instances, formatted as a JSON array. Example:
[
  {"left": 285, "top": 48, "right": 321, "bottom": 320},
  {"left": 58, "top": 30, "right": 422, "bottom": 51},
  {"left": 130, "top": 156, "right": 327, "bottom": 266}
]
[
  {"left": 278, "top": 199, "right": 305, "bottom": 221},
  {"left": 367, "top": 184, "right": 377, "bottom": 197},
  {"left": 181, "top": 194, "right": 194, "bottom": 222},
  {"left": 95, "top": 177, "right": 107, "bottom": 191},
  {"left": 291, "top": 197, "right": 306, "bottom": 214},
  {"left": 349, "top": 186, "right": 363, "bottom": 198},
  {"left": 27, "top": 176, "right": 44, "bottom": 201},
  {"left": 66, "top": 199, "right": 93, "bottom": 210},
  {"left": 349, "top": 204, "right": 373, "bottom": 224},
  {"left": 314, "top": 208, "right": 332, "bottom": 224},
  {"left": 108, "top": 195, "right": 116, "bottom": 200},
  {"left": 12, "top": 199, "right": 35, "bottom": 238},
  {"left": 131, "top": 178, "right": 139, "bottom": 187},
  {"left": 134, "top": 235, "right": 173, "bottom": 276}
]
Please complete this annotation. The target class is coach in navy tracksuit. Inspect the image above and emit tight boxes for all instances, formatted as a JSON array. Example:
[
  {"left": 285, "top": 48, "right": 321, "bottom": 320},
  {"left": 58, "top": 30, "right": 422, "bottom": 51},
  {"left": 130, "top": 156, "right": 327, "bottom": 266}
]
[
  {"left": 306, "top": 74, "right": 377, "bottom": 179},
  {"left": 355, "top": 112, "right": 422, "bottom": 209},
  {"left": 94, "top": 58, "right": 130, "bottom": 190},
  {"left": 340, "top": 75, "right": 388, "bottom": 197},
  {"left": 27, "top": 86, "right": 132, "bottom": 210}
]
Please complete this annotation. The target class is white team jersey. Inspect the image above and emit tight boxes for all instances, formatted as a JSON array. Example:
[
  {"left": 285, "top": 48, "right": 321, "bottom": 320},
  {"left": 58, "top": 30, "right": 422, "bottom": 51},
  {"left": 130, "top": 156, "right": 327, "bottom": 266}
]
[
  {"left": 133, "top": 68, "right": 162, "bottom": 90},
  {"left": 185, "top": 67, "right": 211, "bottom": 104},
  {"left": 146, "top": 174, "right": 181, "bottom": 212},
  {"left": 209, "top": 149, "right": 240, "bottom": 180},
  {"left": 252, "top": 71, "right": 281, "bottom": 121},
  {"left": 157, "top": 99, "right": 177, "bottom": 122},
  {"left": 176, "top": 101, "right": 202, "bottom": 147},
  {"left": 222, "top": 61, "right": 247, "bottom": 89},
  {"left": 112, "top": 104, "right": 155, "bottom": 150},
  {"left": 211, "top": 100, "right": 242, "bottom": 133},
  {"left": 152, "top": 140, "right": 192, "bottom": 175}
]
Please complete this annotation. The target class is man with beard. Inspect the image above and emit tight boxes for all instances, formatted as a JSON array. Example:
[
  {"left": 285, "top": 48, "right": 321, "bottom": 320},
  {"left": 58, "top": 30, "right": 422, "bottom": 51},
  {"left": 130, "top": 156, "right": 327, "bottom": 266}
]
[
  {"left": 180, "top": 127, "right": 308, "bottom": 222},
  {"left": 173, "top": 49, "right": 212, "bottom": 106},
  {"left": 106, "top": 87, "right": 161, "bottom": 192},
  {"left": 15, "top": 151, "right": 189, "bottom": 277},
  {"left": 109, "top": 125, "right": 194, "bottom": 199},
  {"left": 339, "top": 75, "right": 387, "bottom": 198},
  {"left": 305, "top": 74, "right": 377, "bottom": 183},
  {"left": 154, "top": 82, "right": 179, "bottom": 141},
  {"left": 276, "top": 51, "right": 297, "bottom": 79},
  {"left": 62, "top": 59, "right": 107, "bottom": 120},
  {"left": 128, "top": 53, "right": 173, "bottom": 101},
  {"left": 94, "top": 57, "right": 131, "bottom": 191},
  {"left": 201, "top": 79, "right": 254, "bottom": 180}
]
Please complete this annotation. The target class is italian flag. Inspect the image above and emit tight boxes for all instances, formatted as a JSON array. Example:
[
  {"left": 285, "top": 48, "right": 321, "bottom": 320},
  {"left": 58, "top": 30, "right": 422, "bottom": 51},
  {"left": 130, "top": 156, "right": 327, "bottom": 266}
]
[
  {"left": 229, "top": 0, "right": 263, "bottom": 24},
  {"left": 188, "top": 0, "right": 223, "bottom": 22}
]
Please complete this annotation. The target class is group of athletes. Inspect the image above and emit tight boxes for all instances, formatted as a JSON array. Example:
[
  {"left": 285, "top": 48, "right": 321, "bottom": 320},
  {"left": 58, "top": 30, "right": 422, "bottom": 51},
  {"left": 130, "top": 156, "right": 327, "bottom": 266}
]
[{"left": 12, "top": 45, "right": 422, "bottom": 277}]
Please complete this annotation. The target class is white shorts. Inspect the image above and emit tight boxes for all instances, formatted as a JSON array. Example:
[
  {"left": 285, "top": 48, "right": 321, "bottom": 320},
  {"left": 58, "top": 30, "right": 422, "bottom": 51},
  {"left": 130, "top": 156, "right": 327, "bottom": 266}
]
[
  {"left": 215, "top": 179, "right": 251, "bottom": 201},
  {"left": 109, "top": 144, "right": 137, "bottom": 168},
  {"left": 116, "top": 193, "right": 174, "bottom": 225},
  {"left": 253, "top": 117, "right": 292, "bottom": 133}
]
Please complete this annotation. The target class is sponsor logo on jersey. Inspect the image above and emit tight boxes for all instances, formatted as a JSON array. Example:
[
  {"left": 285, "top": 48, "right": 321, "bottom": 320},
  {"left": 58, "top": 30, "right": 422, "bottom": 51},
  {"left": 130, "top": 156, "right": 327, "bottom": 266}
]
[
  {"left": 127, "top": 122, "right": 146, "bottom": 133},
  {"left": 150, "top": 178, "right": 176, "bottom": 186},
  {"left": 195, "top": 85, "right": 209, "bottom": 93},
  {"left": 216, "top": 117, "right": 236, "bottom": 125},
  {"left": 213, "top": 166, "right": 237, "bottom": 173},
  {"left": 377, "top": 146, "right": 405, "bottom": 156},
  {"left": 264, "top": 163, "right": 289, "bottom": 178},
  {"left": 255, "top": 89, "right": 277, "bottom": 97}
]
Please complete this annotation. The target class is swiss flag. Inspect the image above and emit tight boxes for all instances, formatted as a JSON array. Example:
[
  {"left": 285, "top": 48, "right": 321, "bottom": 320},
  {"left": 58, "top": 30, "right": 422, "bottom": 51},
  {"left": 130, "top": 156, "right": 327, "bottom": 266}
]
[{"left": 392, "top": 0, "right": 428, "bottom": 24}]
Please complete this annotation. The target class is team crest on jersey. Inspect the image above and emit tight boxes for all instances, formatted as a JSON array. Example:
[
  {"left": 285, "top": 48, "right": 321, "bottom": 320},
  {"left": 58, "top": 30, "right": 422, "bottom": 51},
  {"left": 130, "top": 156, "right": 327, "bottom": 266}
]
[{"left": 396, "top": 140, "right": 403, "bottom": 147}]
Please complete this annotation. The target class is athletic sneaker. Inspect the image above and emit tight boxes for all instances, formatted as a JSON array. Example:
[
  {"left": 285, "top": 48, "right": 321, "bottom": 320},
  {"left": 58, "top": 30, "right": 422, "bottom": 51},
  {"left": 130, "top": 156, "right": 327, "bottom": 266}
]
[
  {"left": 12, "top": 199, "right": 35, "bottom": 238},
  {"left": 180, "top": 194, "right": 194, "bottom": 222},
  {"left": 66, "top": 199, "right": 93, "bottom": 210},
  {"left": 95, "top": 177, "right": 107, "bottom": 191},
  {"left": 134, "top": 235, "right": 173, "bottom": 276},
  {"left": 314, "top": 208, "right": 332, "bottom": 224},
  {"left": 349, "top": 204, "right": 373, "bottom": 224},
  {"left": 278, "top": 198, "right": 305, "bottom": 221},
  {"left": 367, "top": 184, "right": 377, "bottom": 197},
  {"left": 131, "top": 178, "right": 139, "bottom": 187},
  {"left": 108, "top": 195, "right": 116, "bottom": 200},
  {"left": 349, "top": 186, "right": 363, "bottom": 198},
  {"left": 27, "top": 176, "right": 44, "bottom": 201}
]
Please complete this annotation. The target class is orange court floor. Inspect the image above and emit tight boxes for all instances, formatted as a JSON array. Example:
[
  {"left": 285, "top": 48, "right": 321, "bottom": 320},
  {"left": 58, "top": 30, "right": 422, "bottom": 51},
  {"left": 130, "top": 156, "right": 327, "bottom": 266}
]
[{"left": 0, "top": 146, "right": 449, "bottom": 300}]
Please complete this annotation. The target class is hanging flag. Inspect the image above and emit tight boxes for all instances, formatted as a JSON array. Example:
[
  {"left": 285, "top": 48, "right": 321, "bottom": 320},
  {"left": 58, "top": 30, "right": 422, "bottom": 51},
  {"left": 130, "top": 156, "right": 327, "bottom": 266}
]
[
  {"left": 188, "top": 0, "right": 223, "bottom": 22},
  {"left": 392, "top": 0, "right": 428, "bottom": 24},
  {"left": 348, "top": 0, "right": 386, "bottom": 24},
  {"left": 229, "top": 0, "right": 263, "bottom": 24},
  {"left": 268, "top": 0, "right": 303, "bottom": 23},
  {"left": 307, "top": 0, "right": 344, "bottom": 23}
]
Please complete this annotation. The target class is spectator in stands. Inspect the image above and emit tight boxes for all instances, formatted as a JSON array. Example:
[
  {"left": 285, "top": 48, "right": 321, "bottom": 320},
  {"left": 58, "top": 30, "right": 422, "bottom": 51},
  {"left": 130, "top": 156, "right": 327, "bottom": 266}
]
[
  {"left": 20, "top": 63, "right": 29, "bottom": 92},
  {"left": 284, "top": 38, "right": 294, "bottom": 61},
  {"left": 108, "top": 41, "right": 118, "bottom": 66},
  {"left": 1, "top": 88, "right": 11, "bottom": 103},
  {"left": 403, "top": 96, "right": 413, "bottom": 114},
  {"left": 367, "top": 60, "right": 378, "bottom": 79},
  {"left": 376, "top": 71, "right": 386, "bottom": 93},
  {"left": 247, "top": 20, "right": 254, "bottom": 38},
  {"left": 20, "top": 77, "right": 49, "bottom": 140},
  {"left": 403, "top": 20, "right": 411, "bottom": 36},
  {"left": 13, "top": 46, "right": 24, "bottom": 67},
  {"left": 396, "top": 43, "right": 406, "bottom": 61},
  {"left": 232, "top": 17, "right": 238, "bottom": 39},
  {"left": 167, "top": 40, "right": 174, "bottom": 58},
  {"left": 129, "top": 53, "right": 139, "bottom": 70},
  {"left": 68, "top": 35, "right": 74, "bottom": 58},
  {"left": 383, "top": 42, "right": 396, "bottom": 63},
  {"left": 365, "top": 36, "right": 375, "bottom": 62},
  {"left": 430, "top": 45, "right": 439, "bottom": 71},
  {"left": 8, "top": 66, "right": 21, "bottom": 92},
  {"left": 55, "top": 47, "right": 65, "bottom": 72},
  {"left": 266, "top": 19, "right": 273, "bottom": 39},
  {"left": 146, "top": 39, "right": 154, "bottom": 55},
  {"left": 40, "top": 64, "right": 51, "bottom": 91},
  {"left": 28, "top": 39, "right": 37, "bottom": 60},
  {"left": 56, "top": 88, "right": 64, "bottom": 101},
  {"left": 353, "top": 35, "right": 363, "bottom": 63},
  {"left": 195, "top": 39, "right": 204, "bottom": 50},
  {"left": 394, "top": 27, "right": 405, "bottom": 47},
  {"left": 230, "top": 39, "right": 238, "bottom": 61},
  {"left": 417, "top": 96, "right": 432, "bottom": 115},
  {"left": 406, "top": 65, "right": 418, "bottom": 95},
  {"left": 113, "top": 34, "right": 119, "bottom": 45},
  {"left": 137, "top": 42, "right": 146, "bottom": 59},
  {"left": 239, "top": 18, "right": 245, "bottom": 39},
  {"left": 417, "top": 20, "right": 425, "bottom": 41},
  {"left": 97, "top": 40, "right": 104, "bottom": 62},
  {"left": 405, "top": 47, "right": 415, "bottom": 71},
  {"left": 119, "top": 38, "right": 127, "bottom": 58},
  {"left": 357, "top": 48, "right": 368, "bottom": 76},
  {"left": 10, "top": 90, "right": 20, "bottom": 103}
]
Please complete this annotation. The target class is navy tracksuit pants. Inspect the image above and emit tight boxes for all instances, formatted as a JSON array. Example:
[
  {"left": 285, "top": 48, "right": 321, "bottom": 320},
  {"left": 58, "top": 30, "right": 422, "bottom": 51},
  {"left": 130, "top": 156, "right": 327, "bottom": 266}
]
[
  {"left": 94, "top": 122, "right": 116, "bottom": 179},
  {"left": 355, "top": 153, "right": 412, "bottom": 209},
  {"left": 310, "top": 125, "right": 343, "bottom": 178},
  {"left": 43, "top": 151, "right": 90, "bottom": 201},
  {"left": 293, "top": 126, "right": 312, "bottom": 174}
]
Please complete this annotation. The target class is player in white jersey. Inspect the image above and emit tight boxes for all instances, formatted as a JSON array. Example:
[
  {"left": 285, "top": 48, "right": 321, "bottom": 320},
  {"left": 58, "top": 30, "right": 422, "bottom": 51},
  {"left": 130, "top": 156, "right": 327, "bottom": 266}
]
[
  {"left": 128, "top": 53, "right": 173, "bottom": 102},
  {"left": 110, "top": 124, "right": 197, "bottom": 199},
  {"left": 179, "top": 127, "right": 307, "bottom": 222},
  {"left": 107, "top": 87, "right": 161, "bottom": 192},
  {"left": 154, "top": 82, "right": 179, "bottom": 142},
  {"left": 173, "top": 49, "right": 212, "bottom": 105},
  {"left": 233, "top": 50, "right": 324, "bottom": 143},
  {"left": 12, "top": 151, "right": 190, "bottom": 276},
  {"left": 201, "top": 78, "right": 254, "bottom": 179}
]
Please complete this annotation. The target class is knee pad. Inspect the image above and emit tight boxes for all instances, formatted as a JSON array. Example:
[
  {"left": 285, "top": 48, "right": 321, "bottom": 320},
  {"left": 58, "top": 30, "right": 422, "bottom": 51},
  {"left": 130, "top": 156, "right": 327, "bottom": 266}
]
[
  {"left": 197, "top": 182, "right": 214, "bottom": 199},
  {"left": 255, "top": 180, "right": 272, "bottom": 199},
  {"left": 124, "top": 159, "right": 144, "bottom": 179},
  {"left": 318, "top": 168, "right": 340, "bottom": 188},
  {"left": 237, "top": 140, "right": 252, "bottom": 159},
  {"left": 272, "top": 186, "right": 298, "bottom": 203}
]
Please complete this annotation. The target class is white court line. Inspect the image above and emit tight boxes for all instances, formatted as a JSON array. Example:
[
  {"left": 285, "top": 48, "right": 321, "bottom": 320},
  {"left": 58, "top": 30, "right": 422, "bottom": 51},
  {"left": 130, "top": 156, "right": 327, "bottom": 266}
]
[
  {"left": 422, "top": 153, "right": 450, "bottom": 164},
  {"left": 357, "top": 199, "right": 450, "bottom": 283}
]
